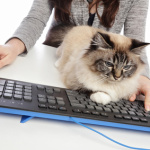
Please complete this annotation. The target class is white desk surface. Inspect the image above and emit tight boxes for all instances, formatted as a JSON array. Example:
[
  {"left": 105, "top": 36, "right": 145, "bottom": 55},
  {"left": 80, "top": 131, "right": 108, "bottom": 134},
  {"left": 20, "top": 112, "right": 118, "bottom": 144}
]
[{"left": 0, "top": 43, "right": 150, "bottom": 150}]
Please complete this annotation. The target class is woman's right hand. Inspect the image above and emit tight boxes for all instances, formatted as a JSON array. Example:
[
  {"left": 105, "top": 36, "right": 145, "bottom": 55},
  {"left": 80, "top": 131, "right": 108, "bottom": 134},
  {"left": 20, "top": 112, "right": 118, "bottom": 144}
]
[{"left": 0, "top": 38, "right": 25, "bottom": 68}]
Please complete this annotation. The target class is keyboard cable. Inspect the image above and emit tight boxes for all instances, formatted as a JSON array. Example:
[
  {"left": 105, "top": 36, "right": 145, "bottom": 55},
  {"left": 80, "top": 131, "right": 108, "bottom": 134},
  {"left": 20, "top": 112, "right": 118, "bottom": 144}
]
[{"left": 70, "top": 117, "right": 150, "bottom": 150}]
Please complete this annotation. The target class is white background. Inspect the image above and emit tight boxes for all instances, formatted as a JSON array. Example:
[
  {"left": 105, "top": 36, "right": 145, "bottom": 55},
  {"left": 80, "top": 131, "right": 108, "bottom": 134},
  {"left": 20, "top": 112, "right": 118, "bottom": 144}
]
[{"left": 0, "top": 0, "right": 150, "bottom": 44}]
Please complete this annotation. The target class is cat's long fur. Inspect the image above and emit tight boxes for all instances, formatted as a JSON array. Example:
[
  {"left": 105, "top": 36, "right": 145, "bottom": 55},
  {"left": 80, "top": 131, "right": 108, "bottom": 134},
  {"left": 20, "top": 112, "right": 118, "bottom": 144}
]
[{"left": 45, "top": 25, "right": 149, "bottom": 105}]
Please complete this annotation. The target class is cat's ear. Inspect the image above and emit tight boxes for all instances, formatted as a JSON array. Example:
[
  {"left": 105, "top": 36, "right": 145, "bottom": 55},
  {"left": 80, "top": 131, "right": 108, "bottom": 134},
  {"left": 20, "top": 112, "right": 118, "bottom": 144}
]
[
  {"left": 90, "top": 32, "right": 114, "bottom": 50},
  {"left": 130, "top": 39, "right": 150, "bottom": 55}
]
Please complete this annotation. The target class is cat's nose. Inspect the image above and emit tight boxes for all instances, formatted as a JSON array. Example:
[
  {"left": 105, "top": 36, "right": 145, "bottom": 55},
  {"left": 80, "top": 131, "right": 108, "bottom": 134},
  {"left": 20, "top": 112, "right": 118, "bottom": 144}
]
[{"left": 114, "top": 76, "right": 120, "bottom": 80}]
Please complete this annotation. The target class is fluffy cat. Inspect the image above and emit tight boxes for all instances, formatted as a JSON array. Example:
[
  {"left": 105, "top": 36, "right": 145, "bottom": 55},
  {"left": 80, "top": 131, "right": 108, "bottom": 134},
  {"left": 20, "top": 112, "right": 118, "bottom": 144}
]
[{"left": 44, "top": 24, "right": 149, "bottom": 105}]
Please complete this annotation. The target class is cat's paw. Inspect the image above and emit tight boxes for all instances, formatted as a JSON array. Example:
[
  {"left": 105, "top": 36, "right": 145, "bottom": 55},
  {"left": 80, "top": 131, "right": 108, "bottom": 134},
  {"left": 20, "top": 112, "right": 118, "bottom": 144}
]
[{"left": 90, "top": 92, "right": 111, "bottom": 105}]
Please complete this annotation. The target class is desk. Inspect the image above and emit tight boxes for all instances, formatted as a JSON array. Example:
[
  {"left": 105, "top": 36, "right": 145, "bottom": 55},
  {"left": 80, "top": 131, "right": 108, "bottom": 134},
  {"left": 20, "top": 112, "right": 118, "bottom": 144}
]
[{"left": 0, "top": 44, "right": 150, "bottom": 150}]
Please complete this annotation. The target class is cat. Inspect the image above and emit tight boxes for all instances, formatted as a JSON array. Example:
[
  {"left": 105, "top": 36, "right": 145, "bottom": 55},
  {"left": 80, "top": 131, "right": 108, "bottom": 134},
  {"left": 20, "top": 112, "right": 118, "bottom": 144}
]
[{"left": 43, "top": 24, "right": 149, "bottom": 105}]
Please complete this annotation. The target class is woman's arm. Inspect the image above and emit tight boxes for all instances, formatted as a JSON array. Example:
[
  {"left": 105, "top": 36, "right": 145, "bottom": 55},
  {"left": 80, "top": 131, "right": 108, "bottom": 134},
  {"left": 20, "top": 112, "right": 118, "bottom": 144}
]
[
  {"left": 0, "top": 0, "right": 53, "bottom": 68},
  {"left": 124, "top": 0, "right": 150, "bottom": 110},
  {"left": 124, "top": 0, "right": 149, "bottom": 41},
  {"left": 124, "top": 0, "right": 149, "bottom": 78},
  {"left": 7, "top": 0, "right": 53, "bottom": 51}
]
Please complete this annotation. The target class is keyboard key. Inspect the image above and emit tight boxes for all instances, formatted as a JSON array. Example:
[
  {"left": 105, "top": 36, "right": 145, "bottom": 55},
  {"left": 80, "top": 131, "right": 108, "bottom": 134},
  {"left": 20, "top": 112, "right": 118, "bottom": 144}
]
[
  {"left": 121, "top": 107, "right": 128, "bottom": 111},
  {"left": 24, "top": 86, "right": 32, "bottom": 90},
  {"left": 68, "top": 96, "right": 76, "bottom": 101},
  {"left": 48, "top": 99, "right": 56, "bottom": 105},
  {"left": 38, "top": 94, "right": 46, "bottom": 98},
  {"left": 57, "top": 101, "right": 65, "bottom": 106},
  {"left": 24, "top": 89, "right": 32, "bottom": 93},
  {"left": 92, "top": 111, "right": 100, "bottom": 115},
  {"left": 132, "top": 117, "right": 139, "bottom": 121},
  {"left": 105, "top": 105, "right": 113, "bottom": 109},
  {"left": 95, "top": 106, "right": 103, "bottom": 111},
  {"left": 80, "top": 101, "right": 88, "bottom": 105},
  {"left": 69, "top": 100, "right": 80, "bottom": 104},
  {"left": 6, "top": 83, "right": 14, "bottom": 87},
  {"left": 7, "top": 81, "right": 14, "bottom": 84},
  {"left": 144, "top": 113, "right": 150, "bottom": 118},
  {"left": 38, "top": 104, "right": 47, "bottom": 108},
  {"left": 38, "top": 98, "right": 47, "bottom": 103},
  {"left": 54, "top": 88, "right": 61, "bottom": 92},
  {"left": 120, "top": 110, "right": 128, "bottom": 115},
  {"left": 83, "top": 110, "right": 91, "bottom": 114},
  {"left": 15, "top": 91, "right": 22, "bottom": 95},
  {"left": 5, "top": 90, "right": 13, "bottom": 94},
  {"left": 6, "top": 87, "right": 13, "bottom": 90},
  {"left": 46, "top": 89, "right": 53, "bottom": 94},
  {"left": 73, "top": 109, "right": 82, "bottom": 113},
  {"left": 16, "top": 85, "right": 23, "bottom": 88},
  {"left": 89, "top": 102, "right": 96, "bottom": 106},
  {"left": 113, "top": 106, "right": 120, "bottom": 110},
  {"left": 71, "top": 103, "right": 85, "bottom": 109},
  {"left": 112, "top": 109, "right": 120, "bottom": 113},
  {"left": 0, "top": 79, "right": 6, "bottom": 85},
  {"left": 136, "top": 112, "right": 144, "bottom": 117},
  {"left": 76, "top": 97, "right": 84, "bottom": 101},
  {"left": 59, "top": 107, "right": 67, "bottom": 111},
  {"left": 24, "top": 96, "right": 32, "bottom": 101},
  {"left": 100, "top": 112, "right": 108, "bottom": 117},
  {"left": 16, "top": 81, "right": 31, "bottom": 86},
  {"left": 15, "top": 88, "right": 23, "bottom": 91},
  {"left": 0, "top": 86, "right": 4, "bottom": 92},
  {"left": 3, "top": 93, "right": 12, "bottom": 99},
  {"left": 56, "top": 97, "right": 64, "bottom": 101},
  {"left": 37, "top": 85, "right": 44, "bottom": 90},
  {"left": 86, "top": 105, "right": 94, "bottom": 110},
  {"left": 14, "top": 94, "right": 22, "bottom": 100},
  {"left": 24, "top": 92, "right": 32, "bottom": 96},
  {"left": 123, "top": 116, "right": 131, "bottom": 120},
  {"left": 140, "top": 118, "right": 148, "bottom": 122},
  {"left": 66, "top": 90, "right": 78, "bottom": 96},
  {"left": 103, "top": 107, "right": 111, "bottom": 112},
  {"left": 47, "top": 96, "right": 55, "bottom": 99},
  {"left": 48, "top": 105, "right": 57, "bottom": 110},
  {"left": 128, "top": 111, "right": 136, "bottom": 116},
  {"left": 114, "top": 115, "right": 122, "bottom": 119}
]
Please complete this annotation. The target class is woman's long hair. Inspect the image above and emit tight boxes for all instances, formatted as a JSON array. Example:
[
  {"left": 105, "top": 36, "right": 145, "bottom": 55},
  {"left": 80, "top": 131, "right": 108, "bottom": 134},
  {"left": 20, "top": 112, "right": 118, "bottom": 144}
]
[{"left": 50, "top": 0, "right": 119, "bottom": 28}]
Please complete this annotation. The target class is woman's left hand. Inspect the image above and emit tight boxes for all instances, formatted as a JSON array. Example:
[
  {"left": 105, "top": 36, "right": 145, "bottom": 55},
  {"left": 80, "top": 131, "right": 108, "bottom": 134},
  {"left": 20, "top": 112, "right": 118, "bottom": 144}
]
[{"left": 129, "top": 75, "right": 150, "bottom": 111}]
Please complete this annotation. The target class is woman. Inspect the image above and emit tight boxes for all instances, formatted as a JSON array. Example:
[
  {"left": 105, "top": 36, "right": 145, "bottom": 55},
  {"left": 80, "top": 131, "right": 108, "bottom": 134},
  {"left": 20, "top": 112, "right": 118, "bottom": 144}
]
[{"left": 0, "top": 0, "right": 150, "bottom": 110}]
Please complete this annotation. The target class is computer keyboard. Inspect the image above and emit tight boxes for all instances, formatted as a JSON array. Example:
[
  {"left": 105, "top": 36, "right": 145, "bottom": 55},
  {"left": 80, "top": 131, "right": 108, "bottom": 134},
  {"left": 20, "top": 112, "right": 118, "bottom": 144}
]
[{"left": 0, "top": 78, "right": 150, "bottom": 132}]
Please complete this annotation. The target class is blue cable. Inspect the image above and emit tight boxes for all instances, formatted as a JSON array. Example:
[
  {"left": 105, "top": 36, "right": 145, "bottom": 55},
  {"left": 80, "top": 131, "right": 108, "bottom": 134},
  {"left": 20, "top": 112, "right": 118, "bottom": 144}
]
[{"left": 70, "top": 117, "right": 150, "bottom": 150}]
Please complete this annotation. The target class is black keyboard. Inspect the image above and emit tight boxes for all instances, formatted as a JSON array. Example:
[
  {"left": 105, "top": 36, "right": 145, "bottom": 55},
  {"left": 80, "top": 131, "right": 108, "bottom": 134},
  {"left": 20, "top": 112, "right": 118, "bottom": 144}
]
[{"left": 0, "top": 78, "right": 150, "bottom": 132}]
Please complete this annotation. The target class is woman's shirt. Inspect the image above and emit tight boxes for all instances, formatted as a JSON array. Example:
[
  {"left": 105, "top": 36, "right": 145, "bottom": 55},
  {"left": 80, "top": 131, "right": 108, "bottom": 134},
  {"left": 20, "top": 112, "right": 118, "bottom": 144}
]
[{"left": 8, "top": 0, "right": 149, "bottom": 77}]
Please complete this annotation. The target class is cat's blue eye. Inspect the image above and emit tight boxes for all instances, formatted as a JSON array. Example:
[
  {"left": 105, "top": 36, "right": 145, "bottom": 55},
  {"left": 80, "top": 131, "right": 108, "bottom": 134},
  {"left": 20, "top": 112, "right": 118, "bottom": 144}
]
[
  {"left": 123, "top": 65, "right": 131, "bottom": 70},
  {"left": 105, "top": 61, "right": 113, "bottom": 67}
]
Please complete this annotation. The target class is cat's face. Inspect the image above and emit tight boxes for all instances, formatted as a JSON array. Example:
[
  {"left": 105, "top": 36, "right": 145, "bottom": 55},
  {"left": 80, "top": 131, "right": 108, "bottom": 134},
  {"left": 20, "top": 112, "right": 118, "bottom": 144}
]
[
  {"left": 94, "top": 51, "right": 138, "bottom": 82},
  {"left": 83, "top": 32, "right": 149, "bottom": 83}
]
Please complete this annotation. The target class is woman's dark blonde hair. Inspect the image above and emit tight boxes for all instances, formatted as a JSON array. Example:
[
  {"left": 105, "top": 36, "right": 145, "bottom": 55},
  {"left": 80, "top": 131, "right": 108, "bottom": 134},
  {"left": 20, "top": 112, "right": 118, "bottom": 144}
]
[{"left": 50, "top": 0, "right": 119, "bottom": 28}]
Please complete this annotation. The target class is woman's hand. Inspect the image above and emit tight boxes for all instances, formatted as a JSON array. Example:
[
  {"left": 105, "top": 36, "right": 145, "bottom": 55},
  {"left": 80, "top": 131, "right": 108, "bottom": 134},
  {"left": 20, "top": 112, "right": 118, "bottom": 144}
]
[
  {"left": 0, "top": 38, "right": 25, "bottom": 68},
  {"left": 129, "top": 75, "right": 150, "bottom": 111}
]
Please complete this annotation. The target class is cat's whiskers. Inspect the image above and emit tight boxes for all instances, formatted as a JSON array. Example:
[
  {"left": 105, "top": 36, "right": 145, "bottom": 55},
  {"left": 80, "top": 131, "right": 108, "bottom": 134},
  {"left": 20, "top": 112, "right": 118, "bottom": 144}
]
[{"left": 98, "top": 76, "right": 108, "bottom": 83}]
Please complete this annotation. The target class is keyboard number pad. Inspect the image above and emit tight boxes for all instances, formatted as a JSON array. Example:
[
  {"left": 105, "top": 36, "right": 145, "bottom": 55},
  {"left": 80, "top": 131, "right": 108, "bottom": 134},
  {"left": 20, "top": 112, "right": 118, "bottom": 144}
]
[{"left": 2, "top": 80, "right": 32, "bottom": 102}]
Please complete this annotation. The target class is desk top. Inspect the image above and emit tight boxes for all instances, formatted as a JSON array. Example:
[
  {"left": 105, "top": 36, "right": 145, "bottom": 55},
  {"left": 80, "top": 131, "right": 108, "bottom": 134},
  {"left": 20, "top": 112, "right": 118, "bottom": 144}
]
[{"left": 0, "top": 44, "right": 150, "bottom": 150}]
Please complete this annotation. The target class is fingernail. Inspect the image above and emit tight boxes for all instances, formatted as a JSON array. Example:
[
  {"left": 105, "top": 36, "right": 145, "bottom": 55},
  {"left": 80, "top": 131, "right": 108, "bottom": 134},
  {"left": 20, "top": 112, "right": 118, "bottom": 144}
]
[
  {"left": 130, "top": 97, "right": 134, "bottom": 101},
  {"left": 145, "top": 105, "right": 150, "bottom": 111}
]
